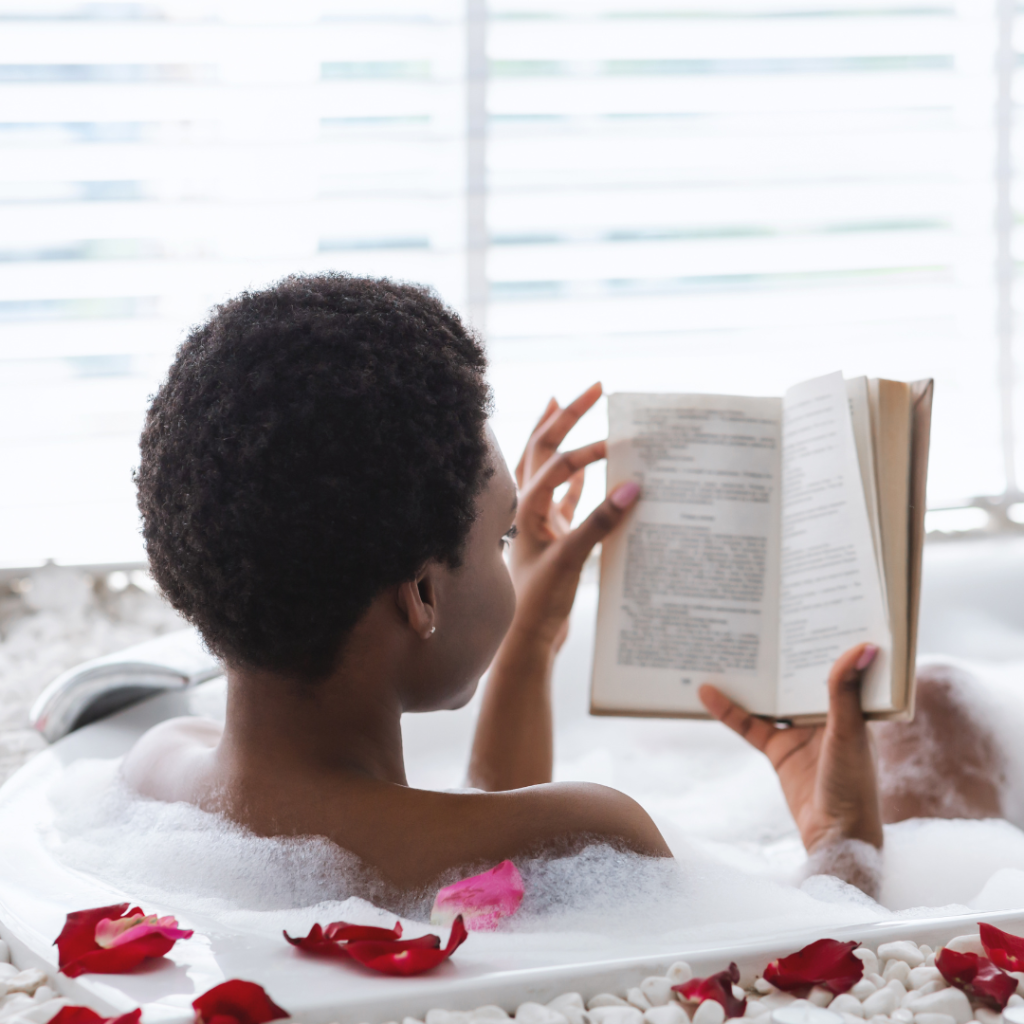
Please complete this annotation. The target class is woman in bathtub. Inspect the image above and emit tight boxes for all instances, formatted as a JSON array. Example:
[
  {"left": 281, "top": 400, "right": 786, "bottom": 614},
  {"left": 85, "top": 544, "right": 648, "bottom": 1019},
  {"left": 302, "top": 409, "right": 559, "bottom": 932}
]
[{"left": 123, "top": 273, "right": 886, "bottom": 901}]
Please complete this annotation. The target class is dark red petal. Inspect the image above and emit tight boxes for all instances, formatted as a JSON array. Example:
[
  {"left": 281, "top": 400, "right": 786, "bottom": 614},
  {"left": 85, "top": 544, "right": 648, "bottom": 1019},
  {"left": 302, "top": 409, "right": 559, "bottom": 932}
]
[
  {"left": 936, "top": 948, "right": 1017, "bottom": 1010},
  {"left": 55, "top": 904, "right": 130, "bottom": 969},
  {"left": 673, "top": 963, "right": 746, "bottom": 1018},
  {"left": 324, "top": 921, "right": 403, "bottom": 942},
  {"left": 763, "top": 939, "right": 864, "bottom": 996},
  {"left": 283, "top": 925, "right": 351, "bottom": 960},
  {"left": 344, "top": 916, "right": 469, "bottom": 977},
  {"left": 193, "top": 980, "right": 289, "bottom": 1024},
  {"left": 60, "top": 933, "right": 178, "bottom": 977},
  {"left": 982, "top": 923, "right": 1024, "bottom": 974}
]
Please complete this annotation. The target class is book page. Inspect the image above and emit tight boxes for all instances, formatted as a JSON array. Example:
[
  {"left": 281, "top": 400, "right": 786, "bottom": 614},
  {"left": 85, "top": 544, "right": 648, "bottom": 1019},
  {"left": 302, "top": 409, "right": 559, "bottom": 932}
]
[
  {"left": 591, "top": 392, "right": 782, "bottom": 717},
  {"left": 777, "top": 372, "right": 892, "bottom": 717},
  {"left": 846, "top": 376, "right": 885, "bottom": 605}
]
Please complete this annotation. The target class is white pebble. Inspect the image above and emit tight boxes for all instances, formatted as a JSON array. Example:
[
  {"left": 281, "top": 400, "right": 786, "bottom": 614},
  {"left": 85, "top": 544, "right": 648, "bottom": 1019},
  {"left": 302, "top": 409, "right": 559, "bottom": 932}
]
[
  {"left": 472, "top": 1009, "right": 509, "bottom": 1022},
  {"left": 588, "top": 1009, "right": 643, "bottom": 1024},
  {"left": 839, "top": 1017, "right": 865, "bottom": 1024},
  {"left": 1010, "top": 996, "right": 1024, "bottom": 1009},
  {"left": 808, "top": 990, "right": 834, "bottom": 1009},
  {"left": 549, "top": 997, "right": 584, "bottom": 1013},
  {"left": 4, "top": 972, "right": 45, "bottom": 997},
  {"left": 851, "top": 982, "right": 879, "bottom": 1001},
  {"left": 403, "top": 1018, "right": 425, "bottom": 1024},
  {"left": 974, "top": 1010, "right": 1002, "bottom": 1024},
  {"left": 944, "top": 937, "right": 985, "bottom": 957},
  {"left": 920, "top": 948, "right": 933, "bottom": 959},
  {"left": 628, "top": 992, "right": 653, "bottom": 1012},
  {"left": 516, "top": 1003, "right": 568, "bottom": 1024},
  {"left": 590, "top": 996, "right": 630, "bottom": 1010},
  {"left": 0, "top": 945, "right": 8, "bottom": 966},
  {"left": 426, "top": 1013, "right": 470, "bottom": 1024},
  {"left": 853, "top": 951, "right": 881, "bottom": 977},
  {"left": 769, "top": 1000, "right": 843, "bottom": 1024},
  {"left": 1011, "top": 974, "right": 1024, "bottom": 997},
  {"left": 759, "top": 996, "right": 798, "bottom": 1012},
  {"left": 914, "top": 1015, "right": 957, "bottom": 1024},
  {"left": 17, "top": 999, "right": 74, "bottom": 1024},
  {"left": 866, "top": 1016, "right": 889, "bottom": 1024},
  {"left": 755, "top": 981, "right": 776, "bottom": 995},
  {"left": 926, "top": 957, "right": 936, "bottom": 969},
  {"left": 642, "top": 979, "right": 676, "bottom": 1009},
  {"left": 885, "top": 963, "right": 913, "bottom": 985},
  {"left": 888, "top": 981, "right": 909, "bottom": 1000},
  {"left": 905, "top": 983, "right": 947, "bottom": 1007},
  {"left": 826, "top": 997, "right": 862, "bottom": 1018},
  {"left": 879, "top": 944, "right": 926, "bottom": 970},
  {"left": 866, "top": 976, "right": 887, "bottom": 991},
  {"left": 692, "top": 1002, "right": 726, "bottom": 1024},
  {"left": 862, "top": 988, "right": 900, "bottom": 1018},
  {"left": 734, "top": 988, "right": 748, "bottom": 1003},
  {"left": 31, "top": 988, "right": 56, "bottom": 1005},
  {"left": 905, "top": 989, "right": 972, "bottom": 1024},
  {"left": 0, "top": 993, "right": 35, "bottom": 1018},
  {"left": 645, "top": 1006, "right": 689, "bottom": 1024},
  {"left": 908, "top": 969, "right": 943, "bottom": 991},
  {"left": 744, "top": 1002, "right": 769, "bottom": 1019},
  {"left": 1006, "top": 1010, "right": 1024, "bottom": 1024},
  {"left": 892, "top": 1012, "right": 914, "bottom": 1024},
  {"left": 669, "top": 964, "right": 694, "bottom": 987}
]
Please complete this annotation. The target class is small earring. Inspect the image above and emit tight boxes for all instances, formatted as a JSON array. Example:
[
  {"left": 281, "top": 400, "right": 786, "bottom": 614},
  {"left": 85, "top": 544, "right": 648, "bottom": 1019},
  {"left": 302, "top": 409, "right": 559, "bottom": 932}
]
[{"left": 429, "top": 626, "right": 436, "bottom": 636}]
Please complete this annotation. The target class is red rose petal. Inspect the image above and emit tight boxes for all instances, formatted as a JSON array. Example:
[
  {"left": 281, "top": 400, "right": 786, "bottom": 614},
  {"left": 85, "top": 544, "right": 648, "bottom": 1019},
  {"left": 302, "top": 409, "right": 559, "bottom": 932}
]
[
  {"left": 49, "top": 1007, "right": 142, "bottom": 1024},
  {"left": 56, "top": 904, "right": 193, "bottom": 977},
  {"left": 283, "top": 921, "right": 409, "bottom": 959},
  {"left": 981, "top": 923, "right": 1024, "bottom": 974},
  {"left": 193, "top": 979, "right": 289, "bottom": 1024},
  {"left": 936, "top": 947, "right": 1018, "bottom": 1010},
  {"left": 343, "top": 916, "right": 468, "bottom": 977},
  {"left": 674, "top": 963, "right": 747, "bottom": 1019},
  {"left": 763, "top": 939, "right": 864, "bottom": 996}
]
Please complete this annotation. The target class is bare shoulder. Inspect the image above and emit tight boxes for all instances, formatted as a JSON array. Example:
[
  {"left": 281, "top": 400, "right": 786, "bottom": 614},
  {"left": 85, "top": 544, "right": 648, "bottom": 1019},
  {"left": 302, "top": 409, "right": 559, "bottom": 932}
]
[
  {"left": 121, "top": 716, "right": 222, "bottom": 802},
  {"left": 362, "top": 781, "right": 671, "bottom": 888}
]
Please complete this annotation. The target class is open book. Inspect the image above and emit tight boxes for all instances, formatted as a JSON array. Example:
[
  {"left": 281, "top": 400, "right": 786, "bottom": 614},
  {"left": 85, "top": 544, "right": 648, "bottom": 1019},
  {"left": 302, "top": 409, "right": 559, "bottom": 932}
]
[{"left": 591, "top": 372, "right": 933, "bottom": 722}]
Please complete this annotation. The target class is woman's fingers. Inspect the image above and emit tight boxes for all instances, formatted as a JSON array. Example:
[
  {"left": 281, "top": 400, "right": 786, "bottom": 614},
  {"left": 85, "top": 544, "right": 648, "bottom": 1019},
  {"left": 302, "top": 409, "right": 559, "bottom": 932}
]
[
  {"left": 558, "top": 479, "right": 640, "bottom": 569},
  {"left": 698, "top": 685, "right": 778, "bottom": 753},
  {"left": 827, "top": 642, "right": 878, "bottom": 738},
  {"left": 520, "top": 441, "right": 608, "bottom": 518},
  {"left": 521, "top": 383, "right": 602, "bottom": 484},
  {"left": 516, "top": 397, "right": 560, "bottom": 486},
  {"left": 557, "top": 468, "right": 586, "bottom": 525}
]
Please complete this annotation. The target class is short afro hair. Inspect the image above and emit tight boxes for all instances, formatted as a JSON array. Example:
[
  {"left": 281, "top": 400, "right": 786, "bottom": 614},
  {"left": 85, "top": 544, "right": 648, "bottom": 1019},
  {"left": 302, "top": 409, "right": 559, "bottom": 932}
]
[{"left": 136, "top": 273, "right": 493, "bottom": 680}]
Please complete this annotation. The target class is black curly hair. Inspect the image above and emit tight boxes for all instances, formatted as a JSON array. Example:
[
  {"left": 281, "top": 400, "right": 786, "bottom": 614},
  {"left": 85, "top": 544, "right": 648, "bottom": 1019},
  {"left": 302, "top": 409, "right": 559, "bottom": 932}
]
[{"left": 136, "top": 273, "right": 493, "bottom": 680}]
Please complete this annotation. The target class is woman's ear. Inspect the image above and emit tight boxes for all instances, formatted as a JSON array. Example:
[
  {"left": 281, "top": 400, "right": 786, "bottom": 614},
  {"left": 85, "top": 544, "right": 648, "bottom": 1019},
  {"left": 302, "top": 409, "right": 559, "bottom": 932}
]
[{"left": 396, "top": 568, "right": 438, "bottom": 640}]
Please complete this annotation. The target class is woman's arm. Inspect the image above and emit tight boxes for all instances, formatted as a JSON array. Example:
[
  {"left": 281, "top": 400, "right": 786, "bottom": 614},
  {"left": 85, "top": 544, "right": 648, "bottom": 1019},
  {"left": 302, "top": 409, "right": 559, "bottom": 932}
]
[
  {"left": 467, "top": 384, "right": 639, "bottom": 791},
  {"left": 700, "top": 642, "right": 884, "bottom": 896}
]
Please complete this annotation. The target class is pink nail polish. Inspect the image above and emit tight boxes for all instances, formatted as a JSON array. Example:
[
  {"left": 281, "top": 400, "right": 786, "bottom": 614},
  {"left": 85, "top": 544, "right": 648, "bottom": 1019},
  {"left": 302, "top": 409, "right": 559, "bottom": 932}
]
[
  {"left": 610, "top": 481, "right": 640, "bottom": 509},
  {"left": 855, "top": 643, "right": 879, "bottom": 670}
]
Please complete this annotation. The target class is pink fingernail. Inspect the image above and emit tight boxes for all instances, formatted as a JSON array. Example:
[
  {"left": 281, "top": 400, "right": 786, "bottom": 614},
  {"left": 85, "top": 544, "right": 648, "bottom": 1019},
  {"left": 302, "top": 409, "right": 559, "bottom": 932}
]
[
  {"left": 855, "top": 644, "right": 879, "bottom": 670},
  {"left": 610, "top": 481, "right": 640, "bottom": 509}
]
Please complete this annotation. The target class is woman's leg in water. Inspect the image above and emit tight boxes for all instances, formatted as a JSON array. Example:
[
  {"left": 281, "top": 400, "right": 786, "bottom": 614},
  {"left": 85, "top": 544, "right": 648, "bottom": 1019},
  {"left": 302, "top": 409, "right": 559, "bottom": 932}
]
[{"left": 873, "top": 663, "right": 1006, "bottom": 823}]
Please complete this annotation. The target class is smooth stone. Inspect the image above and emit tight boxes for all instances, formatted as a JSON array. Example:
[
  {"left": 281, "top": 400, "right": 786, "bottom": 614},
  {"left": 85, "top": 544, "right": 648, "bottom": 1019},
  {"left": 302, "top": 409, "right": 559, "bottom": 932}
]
[
  {"left": 744, "top": 1002, "right": 769, "bottom": 1019},
  {"left": 642, "top": 980, "right": 676, "bottom": 1008},
  {"left": 839, "top": 1016, "right": 865, "bottom": 1024},
  {"left": 909, "top": 970, "right": 943, "bottom": 991},
  {"left": 853, "top": 951, "right": 881, "bottom": 977},
  {"left": 905, "top": 989, "right": 972, "bottom": 1024},
  {"left": 755, "top": 981, "right": 776, "bottom": 996},
  {"left": 826, "top": 996, "right": 863, "bottom": 1018},
  {"left": 887, "top": 981, "right": 909, "bottom": 1000},
  {"left": 0, "top": 945, "right": 8, "bottom": 967},
  {"left": 770, "top": 1001, "right": 841, "bottom": 1024},
  {"left": 1010, "top": 998, "right": 1024, "bottom": 1010},
  {"left": 734, "top": 988, "right": 748, "bottom": 1003},
  {"left": 892, "top": 1012, "right": 914, "bottom": 1023},
  {"left": 1011, "top": 975, "right": 1024, "bottom": 998},
  {"left": 904, "top": 983, "right": 947, "bottom": 1007},
  {"left": 0, "top": 994, "right": 35, "bottom": 1020},
  {"left": 1004, "top": 1009, "right": 1024, "bottom": 1024},
  {"left": 16, "top": 998, "right": 73, "bottom": 1024},
  {"left": 885, "top": 964, "right": 913, "bottom": 985},
  {"left": 402, "top": 1018, "right": 425, "bottom": 1024},
  {"left": 944, "top": 937, "right": 985, "bottom": 957},
  {"left": 974, "top": 1010, "right": 1003, "bottom": 1024},
  {"left": 644, "top": 1005, "right": 689, "bottom": 1024},
  {"left": 426, "top": 1013, "right": 470, "bottom": 1024},
  {"left": 851, "top": 982, "right": 880, "bottom": 1001},
  {"left": 588, "top": 1009, "right": 644, "bottom": 1024},
  {"left": 693, "top": 1002, "right": 726, "bottom": 1024},
  {"left": 516, "top": 1002, "right": 567, "bottom": 1024},
  {"left": 472, "top": 1008, "right": 509, "bottom": 1022},
  {"left": 669, "top": 964, "right": 694, "bottom": 987},
  {"left": 760, "top": 996, "right": 798, "bottom": 1011},
  {"left": 590, "top": 996, "right": 631, "bottom": 1010},
  {"left": 4, "top": 974, "right": 45, "bottom": 998},
  {"left": 548, "top": 996, "right": 584, "bottom": 1012},
  {"left": 862, "top": 989, "right": 899, "bottom": 1018},
  {"left": 0, "top": 971, "right": 16, "bottom": 983},
  {"left": 879, "top": 945, "right": 926, "bottom": 970},
  {"left": 628, "top": 990, "right": 653, "bottom": 1012},
  {"left": 914, "top": 1015, "right": 957, "bottom": 1024},
  {"left": 808, "top": 990, "right": 834, "bottom": 1009},
  {"left": 867, "top": 977, "right": 887, "bottom": 991},
  {"left": 31, "top": 989, "right": 56, "bottom": 1005}
]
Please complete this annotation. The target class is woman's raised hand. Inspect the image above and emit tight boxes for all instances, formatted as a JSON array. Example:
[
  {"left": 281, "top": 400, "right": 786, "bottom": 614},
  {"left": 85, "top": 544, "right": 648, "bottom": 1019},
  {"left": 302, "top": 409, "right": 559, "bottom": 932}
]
[
  {"left": 699, "top": 644, "right": 884, "bottom": 856},
  {"left": 508, "top": 382, "right": 639, "bottom": 651}
]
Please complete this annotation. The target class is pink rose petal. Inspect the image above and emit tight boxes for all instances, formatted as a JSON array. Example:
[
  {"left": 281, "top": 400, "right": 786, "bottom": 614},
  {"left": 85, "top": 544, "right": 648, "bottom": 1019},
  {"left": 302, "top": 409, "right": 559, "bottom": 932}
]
[
  {"left": 95, "top": 914, "right": 192, "bottom": 950},
  {"left": 431, "top": 860, "right": 524, "bottom": 932}
]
